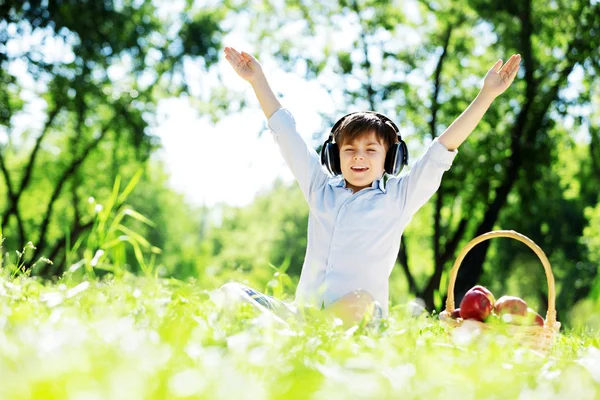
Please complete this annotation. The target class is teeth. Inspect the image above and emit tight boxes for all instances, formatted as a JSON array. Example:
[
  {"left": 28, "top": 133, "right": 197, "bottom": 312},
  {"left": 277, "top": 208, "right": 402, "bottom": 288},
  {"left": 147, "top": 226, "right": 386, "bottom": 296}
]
[{"left": 352, "top": 166, "right": 367, "bottom": 170}]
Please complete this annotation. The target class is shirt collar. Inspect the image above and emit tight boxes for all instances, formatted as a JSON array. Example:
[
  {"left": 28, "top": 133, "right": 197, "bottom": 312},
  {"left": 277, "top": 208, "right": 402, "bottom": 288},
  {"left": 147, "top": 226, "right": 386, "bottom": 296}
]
[{"left": 328, "top": 174, "right": 388, "bottom": 193}]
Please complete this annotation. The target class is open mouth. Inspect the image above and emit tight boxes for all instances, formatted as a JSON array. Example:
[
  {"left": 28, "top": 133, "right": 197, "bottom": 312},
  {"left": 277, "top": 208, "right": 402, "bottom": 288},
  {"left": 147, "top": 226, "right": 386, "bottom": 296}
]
[{"left": 351, "top": 166, "right": 369, "bottom": 173}]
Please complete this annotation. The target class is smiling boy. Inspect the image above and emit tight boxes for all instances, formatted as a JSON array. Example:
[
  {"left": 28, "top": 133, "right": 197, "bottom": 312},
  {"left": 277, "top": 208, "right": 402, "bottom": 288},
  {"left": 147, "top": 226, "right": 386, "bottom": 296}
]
[{"left": 221, "top": 46, "right": 521, "bottom": 327}]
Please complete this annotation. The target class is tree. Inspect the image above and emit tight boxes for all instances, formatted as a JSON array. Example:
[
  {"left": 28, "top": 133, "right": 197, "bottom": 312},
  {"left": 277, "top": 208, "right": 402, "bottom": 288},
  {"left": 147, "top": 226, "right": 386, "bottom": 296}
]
[{"left": 0, "top": 1, "right": 229, "bottom": 274}]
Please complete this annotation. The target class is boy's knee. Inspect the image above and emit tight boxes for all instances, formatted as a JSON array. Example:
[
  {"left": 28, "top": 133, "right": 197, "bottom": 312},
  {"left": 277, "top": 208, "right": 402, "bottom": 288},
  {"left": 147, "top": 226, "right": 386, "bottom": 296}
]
[
  {"left": 343, "top": 290, "right": 376, "bottom": 311},
  {"left": 350, "top": 290, "right": 375, "bottom": 305},
  {"left": 326, "top": 289, "right": 377, "bottom": 327}
]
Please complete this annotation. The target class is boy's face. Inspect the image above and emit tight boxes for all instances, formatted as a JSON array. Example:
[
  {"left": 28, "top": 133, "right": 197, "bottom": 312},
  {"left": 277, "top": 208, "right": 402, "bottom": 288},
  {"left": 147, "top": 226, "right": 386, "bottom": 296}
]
[{"left": 339, "top": 131, "right": 387, "bottom": 193}]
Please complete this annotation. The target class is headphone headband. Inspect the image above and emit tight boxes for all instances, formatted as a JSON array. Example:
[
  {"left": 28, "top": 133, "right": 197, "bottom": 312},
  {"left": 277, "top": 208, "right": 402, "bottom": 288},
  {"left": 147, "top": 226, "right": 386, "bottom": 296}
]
[{"left": 330, "top": 111, "right": 400, "bottom": 137}]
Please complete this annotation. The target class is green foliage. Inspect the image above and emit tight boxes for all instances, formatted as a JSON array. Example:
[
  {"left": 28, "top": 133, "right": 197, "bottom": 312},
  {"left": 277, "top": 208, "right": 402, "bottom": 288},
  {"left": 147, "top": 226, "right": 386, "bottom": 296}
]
[
  {"left": 0, "top": 1, "right": 231, "bottom": 276},
  {"left": 1, "top": 170, "right": 162, "bottom": 280},
  {"left": 80, "top": 170, "right": 160, "bottom": 277},
  {"left": 337, "top": 51, "right": 353, "bottom": 75},
  {"left": 179, "top": 7, "right": 228, "bottom": 67},
  {"left": 582, "top": 204, "right": 600, "bottom": 300},
  {"left": 202, "top": 180, "right": 307, "bottom": 297},
  {"left": 0, "top": 69, "right": 23, "bottom": 125},
  {"left": 121, "top": 161, "right": 208, "bottom": 280}
]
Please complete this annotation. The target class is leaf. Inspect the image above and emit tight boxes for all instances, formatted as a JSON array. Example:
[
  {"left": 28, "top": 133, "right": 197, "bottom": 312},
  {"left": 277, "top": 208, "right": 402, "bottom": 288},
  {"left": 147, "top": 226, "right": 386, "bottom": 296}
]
[
  {"left": 131, "top": 242, "right": 149, "bottom": 275},
  {"left": 337, "top": 51, "right": 353, "bottom": 74},
  {"left": 115, "top": 225, "right": 151, "bottom": 249},
  {"left": 117, "top": 168, "right": 144, "bottom": 205},
  {"left": 123, "top": 208, "right": 156, "bottom": 227},
  {"left": 97, "top": 175, "right": 121, "bottom": 238}
]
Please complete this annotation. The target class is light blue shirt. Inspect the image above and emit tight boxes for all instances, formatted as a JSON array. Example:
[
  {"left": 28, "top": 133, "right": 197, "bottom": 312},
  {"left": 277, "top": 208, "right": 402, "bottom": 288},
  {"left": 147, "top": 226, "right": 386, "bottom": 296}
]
[{"left": 268, "top": 108, "right": 458, "bottom": 316}]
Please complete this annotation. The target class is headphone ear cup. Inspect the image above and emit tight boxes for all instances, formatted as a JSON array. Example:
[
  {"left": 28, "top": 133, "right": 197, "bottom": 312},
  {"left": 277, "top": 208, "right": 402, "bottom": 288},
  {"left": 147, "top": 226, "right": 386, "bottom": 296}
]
[
  {"left": 385, "top": 140, "right": 409, "bottom": 175},
  {"left": 384, "top": 145, "right": 397, "bottom": 175},
  {"left": 322, "top": 142, "right": 341, "bottom": 175}
]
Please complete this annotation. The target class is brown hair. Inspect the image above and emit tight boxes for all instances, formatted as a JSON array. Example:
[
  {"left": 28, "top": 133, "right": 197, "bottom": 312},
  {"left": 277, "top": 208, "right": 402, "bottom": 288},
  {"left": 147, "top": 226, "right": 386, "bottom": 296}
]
[{"left": 333, "top": 112, "right": 398, "bottom": 152}]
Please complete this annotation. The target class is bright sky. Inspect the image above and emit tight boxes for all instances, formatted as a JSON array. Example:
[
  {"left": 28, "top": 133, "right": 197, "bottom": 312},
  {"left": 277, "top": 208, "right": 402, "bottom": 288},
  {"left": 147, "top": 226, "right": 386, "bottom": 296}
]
[{"left": 153, "top": 64, "right": 334, "bottom": 208}]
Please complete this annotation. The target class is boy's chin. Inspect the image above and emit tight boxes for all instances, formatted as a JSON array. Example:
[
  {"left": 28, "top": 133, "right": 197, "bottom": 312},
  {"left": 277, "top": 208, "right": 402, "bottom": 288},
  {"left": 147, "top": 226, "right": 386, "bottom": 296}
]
[
  {"left": 343, "top": 172, "right": 380, "bottom": 184},
  {"left": 344, "top": 177, "right": 375, "bottom": 190}
]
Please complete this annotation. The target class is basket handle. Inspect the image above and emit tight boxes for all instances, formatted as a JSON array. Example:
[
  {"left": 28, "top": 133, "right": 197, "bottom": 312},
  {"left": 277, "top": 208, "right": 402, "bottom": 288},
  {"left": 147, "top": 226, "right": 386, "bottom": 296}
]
[{"left": 445, "top": 230, "right": 557, "bottom": 327}]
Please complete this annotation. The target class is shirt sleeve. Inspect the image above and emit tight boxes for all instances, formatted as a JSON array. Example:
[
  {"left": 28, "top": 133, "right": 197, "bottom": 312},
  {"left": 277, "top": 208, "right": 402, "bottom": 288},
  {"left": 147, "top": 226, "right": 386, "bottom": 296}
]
[
  {"left": 267, "top": 108, "right": 329, "bottom": 202},
  {"left": 393, "top": 137, "right": 458, "bottom": 220}
]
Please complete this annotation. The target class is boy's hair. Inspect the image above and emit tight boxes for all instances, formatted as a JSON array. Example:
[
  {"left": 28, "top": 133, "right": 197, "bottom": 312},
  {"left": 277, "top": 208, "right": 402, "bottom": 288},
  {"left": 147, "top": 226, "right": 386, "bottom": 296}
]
[{"left": 333, "top": 112, "right": 398, "bottom": 152}]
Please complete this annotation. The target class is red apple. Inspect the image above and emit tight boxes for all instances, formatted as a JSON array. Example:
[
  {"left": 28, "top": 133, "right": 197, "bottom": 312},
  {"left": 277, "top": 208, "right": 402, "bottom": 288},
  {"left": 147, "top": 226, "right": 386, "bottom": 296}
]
[
  {"left": 459, "top": 290, "right": 493, "bottom": 321},
  {"left": 494, "top": 296, "right": 528, "bottom": 317},
  {"left": 450, "top": 308, "right": 461, "bottom": 319},
  {"left": 470, "top": 285, "right": 496, "bottom": 305}
]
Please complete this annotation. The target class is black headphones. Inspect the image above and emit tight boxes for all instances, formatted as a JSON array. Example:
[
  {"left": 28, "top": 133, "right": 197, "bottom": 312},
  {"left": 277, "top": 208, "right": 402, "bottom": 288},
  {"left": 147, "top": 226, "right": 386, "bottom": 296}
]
[{"left": 320, "top": 111, "right": 409, "bottom": 176}]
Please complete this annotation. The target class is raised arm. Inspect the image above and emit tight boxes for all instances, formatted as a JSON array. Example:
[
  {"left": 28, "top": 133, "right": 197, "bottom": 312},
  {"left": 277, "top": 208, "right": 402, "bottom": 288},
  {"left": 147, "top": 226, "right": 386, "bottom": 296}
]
[
  {"left": 224, "top": 47, "right": 281, "bottom": 118},
  {"left": 223, "top": 46, "right": 329, "bottom": 203},
  {"left": 438, "top": 54, "right": 521, "bottom": 151}
]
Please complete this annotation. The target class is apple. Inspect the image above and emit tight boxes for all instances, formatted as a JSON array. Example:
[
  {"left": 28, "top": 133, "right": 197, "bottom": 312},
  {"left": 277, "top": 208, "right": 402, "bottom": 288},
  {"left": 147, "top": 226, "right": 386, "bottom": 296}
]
[
  {"left": 527, "top": 308, "right": 544, "bottom": 327},
  {"left": 450, "top": 308, "right": 461, "bottom": 319},
  {"left": 470, "top": 285, "right": 496, "bottom": 305},
  {"left": 500, "top": 308, "right": 544, "bottom": 326},
  {"left": 499, "top": 313, "right": 525, "bottom": 325},
  {"left": 459, "top": 289, "right": 494, "bottom": 321},
  {"left": 494, "top": 296, "right": 528, "bottom": 317}
]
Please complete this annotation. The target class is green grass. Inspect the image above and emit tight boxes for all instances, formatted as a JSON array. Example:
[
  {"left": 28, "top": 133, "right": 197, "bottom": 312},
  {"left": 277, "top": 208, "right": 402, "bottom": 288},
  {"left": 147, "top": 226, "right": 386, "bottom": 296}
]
[{"left": 1, "top": 271, "right": 600, "bottom": 400}]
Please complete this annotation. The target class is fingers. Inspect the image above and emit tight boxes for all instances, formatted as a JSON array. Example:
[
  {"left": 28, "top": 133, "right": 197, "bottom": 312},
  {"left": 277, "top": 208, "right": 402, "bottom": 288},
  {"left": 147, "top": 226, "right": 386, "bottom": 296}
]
[
  {"left": 508, "top": 54, "right": 521, "bottom": 76},
  {"left": 501, "top": 55, "right": 520, "bottom": 84},
  {"left": 224, "top": 47, "right": 244, "bottom": 65},
  {"left": 511, "top": 63, "right": 521, "bottom": 79},
  {"left": 224, "top": 47, "right": 257, "bottom": 62},
  {"left": 499, "top": 54, "right": 521, "bottom": 76},
  {"left": 241, "top": 51, "right": 257, "bottom": 63},
  {"left": 489, "top": 59, "right": 503, "bottom": 74}
]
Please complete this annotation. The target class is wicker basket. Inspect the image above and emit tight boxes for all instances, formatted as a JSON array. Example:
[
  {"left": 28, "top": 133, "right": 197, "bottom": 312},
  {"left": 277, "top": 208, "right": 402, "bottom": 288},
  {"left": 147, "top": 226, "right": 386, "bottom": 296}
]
[{"left": 439, "top": 230, "right": 561, "bottom": 352}]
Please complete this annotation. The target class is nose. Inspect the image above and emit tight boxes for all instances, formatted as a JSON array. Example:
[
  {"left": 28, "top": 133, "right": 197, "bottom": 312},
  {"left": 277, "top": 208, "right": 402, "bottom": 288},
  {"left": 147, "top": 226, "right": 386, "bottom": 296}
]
[{"left": 353, "top": 151, "right": 365, "bottom": 160}]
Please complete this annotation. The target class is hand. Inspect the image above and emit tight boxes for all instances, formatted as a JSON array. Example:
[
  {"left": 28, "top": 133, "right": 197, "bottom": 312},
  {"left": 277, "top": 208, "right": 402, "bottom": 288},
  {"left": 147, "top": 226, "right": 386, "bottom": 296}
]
[
  {"left": 223, "top": 47, "right": 264, "bottom": 84},
  {"left": 481, "top": 54, "right": 521, "bottom": 99}
]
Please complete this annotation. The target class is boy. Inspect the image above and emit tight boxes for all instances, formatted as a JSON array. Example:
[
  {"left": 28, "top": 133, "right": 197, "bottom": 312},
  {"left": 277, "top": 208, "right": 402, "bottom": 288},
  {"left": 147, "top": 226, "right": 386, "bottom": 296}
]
[{"left": 220, "top": 46, "right": 521, "bottom": 328}]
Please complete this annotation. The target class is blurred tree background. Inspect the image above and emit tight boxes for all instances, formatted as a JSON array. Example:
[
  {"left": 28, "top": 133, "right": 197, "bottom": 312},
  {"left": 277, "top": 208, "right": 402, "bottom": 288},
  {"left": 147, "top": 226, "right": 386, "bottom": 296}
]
[
  {"left": 1, "top": 0, "right": 599, "bottom": 328},
  {"left": 0, "top": 0, "right": 228, "bottom": 277}
]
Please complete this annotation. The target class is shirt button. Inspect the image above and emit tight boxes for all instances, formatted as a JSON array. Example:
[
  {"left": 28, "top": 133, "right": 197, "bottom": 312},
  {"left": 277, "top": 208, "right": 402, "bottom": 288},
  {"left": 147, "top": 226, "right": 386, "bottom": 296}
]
[
  {"left": 334, "top": 245, "right": 339, "bottom": 250},
  {"left": 337, "top": 223, "right": 343, "bottom": 228}
]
